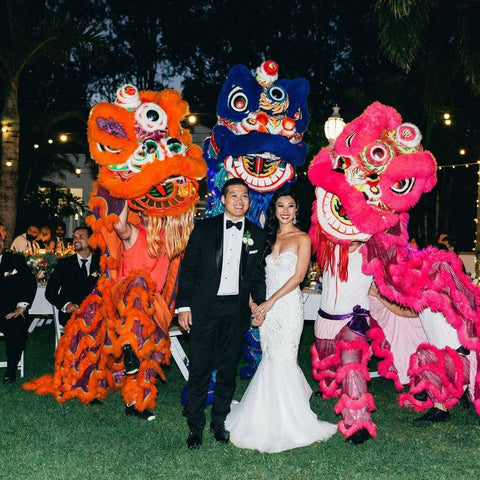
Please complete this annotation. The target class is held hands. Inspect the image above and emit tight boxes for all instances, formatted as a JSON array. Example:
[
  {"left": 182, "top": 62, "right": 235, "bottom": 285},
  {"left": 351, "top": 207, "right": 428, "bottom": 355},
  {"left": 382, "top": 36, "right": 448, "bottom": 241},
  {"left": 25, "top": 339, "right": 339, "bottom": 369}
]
[
  {"left": 251, "top": 299, "right": 275, "bottom": 327},
  {"left": 5, "top": 306, "right": 26, "bottom": 320},
  {"left": 178, "top": 311, "right": 193, "bottom": 332}
]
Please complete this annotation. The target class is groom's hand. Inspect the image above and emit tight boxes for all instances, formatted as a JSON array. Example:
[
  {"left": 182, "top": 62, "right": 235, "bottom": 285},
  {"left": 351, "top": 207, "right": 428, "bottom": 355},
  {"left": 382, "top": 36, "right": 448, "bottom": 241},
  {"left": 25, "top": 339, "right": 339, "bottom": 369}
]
[{"left": 178, "top": 311, "right": 193, "bottom": 332}]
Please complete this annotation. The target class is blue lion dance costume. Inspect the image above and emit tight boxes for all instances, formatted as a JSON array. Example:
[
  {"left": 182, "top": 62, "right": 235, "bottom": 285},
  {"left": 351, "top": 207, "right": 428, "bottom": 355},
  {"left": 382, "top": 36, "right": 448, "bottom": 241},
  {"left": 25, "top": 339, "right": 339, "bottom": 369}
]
[{"left": 205, "top": 60, "right": 310, "bottom": 378}]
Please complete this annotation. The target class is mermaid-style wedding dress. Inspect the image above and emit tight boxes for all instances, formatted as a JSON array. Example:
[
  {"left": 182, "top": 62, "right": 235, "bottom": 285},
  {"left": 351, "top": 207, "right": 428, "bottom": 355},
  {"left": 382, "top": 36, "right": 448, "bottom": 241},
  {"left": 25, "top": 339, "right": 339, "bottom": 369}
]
[{"left": 225, "top": 251, "right": 337, "bottom": 453}]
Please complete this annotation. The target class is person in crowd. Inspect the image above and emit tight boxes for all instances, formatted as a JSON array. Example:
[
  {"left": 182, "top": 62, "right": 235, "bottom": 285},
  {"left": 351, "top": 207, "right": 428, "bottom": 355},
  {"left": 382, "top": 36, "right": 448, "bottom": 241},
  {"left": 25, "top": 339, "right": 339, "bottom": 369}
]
[
  {"left": 225, "top": 187, "right": 337, "bottom": 452},
  {"left": 38, "top": 226, "right": 55, "bottom": 251},
  {"left": 176, "top": 178, "right": 266, "bottom": 449},
  {"left": 0, "top": 236, "right": 37, "bottom": 383},
  {"left": 53, "top": 221, "right": 70, "bottom": 250},
  {"left": 46, "top": 226, "right": 101, "bottom": 326},
  {"left": 10, "top": 224, "right": 41, "bottom": 253}
]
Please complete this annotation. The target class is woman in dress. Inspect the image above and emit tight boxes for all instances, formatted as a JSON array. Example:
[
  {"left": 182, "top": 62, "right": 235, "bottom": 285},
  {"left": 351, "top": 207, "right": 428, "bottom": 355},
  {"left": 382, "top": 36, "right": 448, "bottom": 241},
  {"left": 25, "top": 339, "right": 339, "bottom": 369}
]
[{"left": 225, "top": 187, "right": 337, "bottom": 453}]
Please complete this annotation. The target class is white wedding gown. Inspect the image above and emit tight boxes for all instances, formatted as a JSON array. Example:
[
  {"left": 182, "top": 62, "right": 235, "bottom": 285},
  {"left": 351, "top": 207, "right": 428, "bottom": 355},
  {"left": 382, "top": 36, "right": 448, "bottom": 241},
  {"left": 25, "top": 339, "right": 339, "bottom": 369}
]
[{"left": 225, "top": 251, "right": 337, "bottom": 453}]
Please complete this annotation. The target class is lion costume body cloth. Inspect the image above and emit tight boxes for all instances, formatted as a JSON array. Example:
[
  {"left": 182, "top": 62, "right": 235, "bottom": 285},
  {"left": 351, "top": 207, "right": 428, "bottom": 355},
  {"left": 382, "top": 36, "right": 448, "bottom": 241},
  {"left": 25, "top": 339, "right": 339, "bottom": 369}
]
[
  {"left": 309, "top": 102, "right": 480, "bottom": 439},
  {"left": 24, "top": 85, "right": 207, "bottom": 411}
]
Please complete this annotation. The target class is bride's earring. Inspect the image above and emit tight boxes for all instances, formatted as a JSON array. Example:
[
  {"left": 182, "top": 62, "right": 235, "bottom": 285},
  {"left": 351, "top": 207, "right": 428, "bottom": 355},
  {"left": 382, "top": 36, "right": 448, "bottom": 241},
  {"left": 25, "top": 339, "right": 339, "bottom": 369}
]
[{"left": 293, "top": 216, "right": 298, "bottom": 225}]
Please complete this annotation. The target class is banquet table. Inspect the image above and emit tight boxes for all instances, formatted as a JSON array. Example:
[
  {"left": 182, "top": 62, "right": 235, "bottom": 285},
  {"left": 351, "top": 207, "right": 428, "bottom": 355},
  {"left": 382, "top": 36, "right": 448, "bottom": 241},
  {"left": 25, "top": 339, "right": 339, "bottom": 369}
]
[{"left": 302, "top": 290, "right": 321, "bottom": 321}]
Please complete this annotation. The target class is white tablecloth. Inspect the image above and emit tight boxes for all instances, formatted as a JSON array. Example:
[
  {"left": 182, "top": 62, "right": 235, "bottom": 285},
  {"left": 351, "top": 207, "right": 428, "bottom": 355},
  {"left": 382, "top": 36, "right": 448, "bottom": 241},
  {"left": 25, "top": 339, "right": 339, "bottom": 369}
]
[
  {"left": 302, "top": 290, "right": 321, "bottom": 321},
  {"left": 30, "top": 285, "right": 53, "bottom": 316}
]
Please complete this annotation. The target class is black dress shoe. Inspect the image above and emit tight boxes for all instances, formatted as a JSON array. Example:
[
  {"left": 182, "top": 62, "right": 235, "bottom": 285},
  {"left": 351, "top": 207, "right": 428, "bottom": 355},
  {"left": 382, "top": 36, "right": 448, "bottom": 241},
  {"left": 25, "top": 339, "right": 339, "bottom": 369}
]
[
  {"left": 122, "top": 344, "right": 140, "bottom": 375},
  {"left": 414, "top": 407, "right": 450, "bottom": 423},
  {"left": 125, "top": 404, "right": 155, "bottom": 421},
  {"left": 186, "top": 429, "right": 203, "bottom": 449},
  {"left": 345, "top": 428, "right": 372, "bottom": 445},
  {"left": 413, "top": 390, "right": 428, "bottom": 402},
  {"left": 210, "top": 422, "right": 230, "bottom": 444},
  {"left": 3, "top": 373, "right": 16, "bottom": 384}
]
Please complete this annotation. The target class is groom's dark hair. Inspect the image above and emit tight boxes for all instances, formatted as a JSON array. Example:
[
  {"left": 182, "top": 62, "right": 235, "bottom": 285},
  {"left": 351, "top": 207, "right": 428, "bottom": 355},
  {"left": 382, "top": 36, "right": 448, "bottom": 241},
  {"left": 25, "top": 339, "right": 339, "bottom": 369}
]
[{"left": 221, "top": 178, "right": 249, "bottom": 196}]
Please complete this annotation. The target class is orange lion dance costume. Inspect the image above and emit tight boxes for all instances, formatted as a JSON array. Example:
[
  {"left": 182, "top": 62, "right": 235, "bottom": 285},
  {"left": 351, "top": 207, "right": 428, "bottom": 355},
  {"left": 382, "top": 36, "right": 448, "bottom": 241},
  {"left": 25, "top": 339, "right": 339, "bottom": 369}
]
[{"left": 24, "top": 85, "right": 207, "bottom": 418}]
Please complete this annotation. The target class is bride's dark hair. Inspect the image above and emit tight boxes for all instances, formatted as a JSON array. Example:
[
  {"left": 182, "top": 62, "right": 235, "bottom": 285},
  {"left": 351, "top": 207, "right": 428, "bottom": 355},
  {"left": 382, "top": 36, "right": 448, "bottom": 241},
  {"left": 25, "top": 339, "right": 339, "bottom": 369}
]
[{"left": 261, "top": 187, "right": 299, "bottom": 266}]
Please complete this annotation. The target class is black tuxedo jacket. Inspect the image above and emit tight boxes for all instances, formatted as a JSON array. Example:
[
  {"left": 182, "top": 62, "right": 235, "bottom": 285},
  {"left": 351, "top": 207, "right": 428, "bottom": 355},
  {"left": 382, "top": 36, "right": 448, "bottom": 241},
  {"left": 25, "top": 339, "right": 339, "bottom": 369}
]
[
  {"left": 46, "top": 253, "right": 101, "bottom": 312},
  {"left": 0, "top": 253, "right": 37, "bottom": 317},
  {"left": 176, "top": 214, "right": 266, "bottom": 331}
]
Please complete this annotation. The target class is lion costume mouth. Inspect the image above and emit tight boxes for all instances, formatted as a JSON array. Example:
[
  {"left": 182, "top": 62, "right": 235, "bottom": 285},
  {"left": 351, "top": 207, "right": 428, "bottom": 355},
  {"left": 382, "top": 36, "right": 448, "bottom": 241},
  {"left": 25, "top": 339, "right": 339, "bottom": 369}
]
[
  {"left": 127, "top": 175, "right": 199, "bottom": 215},
  {"left": 224, "top": 153, "right": 294, "bottom": 192},
  {"left": 315, "top": 187, "right": 371, "bottom": 242}
]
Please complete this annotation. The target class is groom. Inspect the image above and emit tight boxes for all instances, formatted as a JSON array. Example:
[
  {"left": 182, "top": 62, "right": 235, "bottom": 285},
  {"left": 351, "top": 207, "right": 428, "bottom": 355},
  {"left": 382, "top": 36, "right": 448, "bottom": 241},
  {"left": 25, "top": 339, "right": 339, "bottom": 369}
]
[{"left": 177, "top": 178, "right": 266, "bottom": 449}]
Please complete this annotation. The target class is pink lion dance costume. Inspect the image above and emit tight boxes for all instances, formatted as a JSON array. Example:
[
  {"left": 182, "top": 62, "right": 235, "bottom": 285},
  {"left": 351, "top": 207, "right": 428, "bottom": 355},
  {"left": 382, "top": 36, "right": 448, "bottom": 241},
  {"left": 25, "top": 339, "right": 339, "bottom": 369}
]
[{"left": 309, "top": 102, "right": 480, "bottom": 443}]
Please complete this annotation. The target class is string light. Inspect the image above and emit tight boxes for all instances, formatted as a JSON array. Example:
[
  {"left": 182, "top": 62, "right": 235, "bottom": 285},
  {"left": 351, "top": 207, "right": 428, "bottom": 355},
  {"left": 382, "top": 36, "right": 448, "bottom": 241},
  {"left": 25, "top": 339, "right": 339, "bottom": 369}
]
[
  {"left": 443, "top": 113, "right": 450, "bottom": 120},
  {"left": 1, "top": 126, "right": 7, "bottom": 133},
  {"left": 48, "top": 139, "right": 53, "bottom": 144},
  {"left": 59, "top": 134, "right": 68, "bottom": 142},
  {"left": 6, "top": 161, "right": 12, "bottom": 167},
  {"left": 33, "top": 144, "right": 39, "bottom": 149},
  {"left": 438, "top": 161, "right": 480, "bottom": 169},
  {"left": 459, "top": 149, "right": 466, "bottom": 155}
]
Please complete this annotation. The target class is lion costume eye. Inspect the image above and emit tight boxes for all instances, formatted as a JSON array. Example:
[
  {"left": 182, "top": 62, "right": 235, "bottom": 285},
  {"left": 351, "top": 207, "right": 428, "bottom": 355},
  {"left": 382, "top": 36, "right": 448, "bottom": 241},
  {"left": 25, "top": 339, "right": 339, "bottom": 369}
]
[
  {"left": 228, "top": 86, "right": 249, "bottom": 113},
  {"left": 135, "top": 103, "right": 168, "bottom": 132},
  {"left": 391, "top": 178, "right": 416, "bottom": 194},
  {"left": 266, "top": 86, "right": 286, "bottom": 102},
  {"left": 166, "top": 138, "right": 186, "bottom": 155}
]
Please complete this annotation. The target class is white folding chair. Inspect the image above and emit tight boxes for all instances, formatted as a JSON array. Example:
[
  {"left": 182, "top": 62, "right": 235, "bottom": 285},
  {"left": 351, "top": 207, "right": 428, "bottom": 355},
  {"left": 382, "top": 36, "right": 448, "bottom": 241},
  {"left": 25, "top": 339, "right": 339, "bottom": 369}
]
[
  {"left": 52, "top": 306, "right": 64, "bottom": 348},
  {"left": 0, "top": 331, "right": 24, "bottom": 378},
  {"left": 169, "top": 325, "right": 189, "bottom": 381}
]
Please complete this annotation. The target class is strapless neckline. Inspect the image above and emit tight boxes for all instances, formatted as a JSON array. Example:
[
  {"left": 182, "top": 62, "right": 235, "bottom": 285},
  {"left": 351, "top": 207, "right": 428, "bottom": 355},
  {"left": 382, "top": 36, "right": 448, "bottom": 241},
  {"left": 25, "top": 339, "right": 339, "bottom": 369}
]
[{"left": 269, "top": 250, "right": 298, "bottom": 263}]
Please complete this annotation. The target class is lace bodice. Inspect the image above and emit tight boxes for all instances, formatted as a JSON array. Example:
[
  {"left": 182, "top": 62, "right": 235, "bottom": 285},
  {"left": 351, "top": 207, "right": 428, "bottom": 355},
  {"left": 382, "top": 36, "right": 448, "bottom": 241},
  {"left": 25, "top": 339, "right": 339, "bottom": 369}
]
[{"left": 260, "top": 251, "right": 304, "bottom": 364}]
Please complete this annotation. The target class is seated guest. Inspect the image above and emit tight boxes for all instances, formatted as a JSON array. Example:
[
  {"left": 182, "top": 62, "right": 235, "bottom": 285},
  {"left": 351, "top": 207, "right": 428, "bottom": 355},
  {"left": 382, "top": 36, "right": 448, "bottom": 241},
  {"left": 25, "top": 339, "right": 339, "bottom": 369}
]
[
  {"left": 46, "top": 226, "right": 101, "bottom": 326},
  {"left": 0, "top": 236, "right": 37, "bottom": 383},
  {"left": 53, "top": 220, "right": 70, "bottom": 250},
  {"left": 10, "top": 224, "right": 41, "bottom": 253},
  {"left": 38, "top": 226, "right": 55, "bottom": 251}
]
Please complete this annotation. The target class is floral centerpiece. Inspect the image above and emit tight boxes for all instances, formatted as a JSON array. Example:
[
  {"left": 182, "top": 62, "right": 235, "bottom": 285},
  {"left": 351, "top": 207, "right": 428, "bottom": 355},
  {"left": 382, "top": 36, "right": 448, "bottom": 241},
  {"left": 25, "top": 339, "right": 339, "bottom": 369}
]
[{"left": 24, "top": 251, "right": 59, "bottom": 283}]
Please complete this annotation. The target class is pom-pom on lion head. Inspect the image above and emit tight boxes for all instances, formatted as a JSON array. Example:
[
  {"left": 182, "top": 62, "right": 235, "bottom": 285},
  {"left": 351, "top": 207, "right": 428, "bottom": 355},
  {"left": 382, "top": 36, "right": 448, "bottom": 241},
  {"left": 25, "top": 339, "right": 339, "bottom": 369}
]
[
  {"left": 88, "top": 84, "right": 207, "bottom": 218},
  {"left": 309, "top": 102, "right": 437, "bottom": 245}
]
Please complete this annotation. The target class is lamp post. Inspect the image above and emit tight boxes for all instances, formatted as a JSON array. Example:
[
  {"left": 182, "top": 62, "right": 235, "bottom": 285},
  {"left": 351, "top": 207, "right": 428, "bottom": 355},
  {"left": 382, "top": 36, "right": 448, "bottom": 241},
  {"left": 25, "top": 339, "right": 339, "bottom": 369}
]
[{"left": 324, "top": 105, "right": 346, "bottom": 146}]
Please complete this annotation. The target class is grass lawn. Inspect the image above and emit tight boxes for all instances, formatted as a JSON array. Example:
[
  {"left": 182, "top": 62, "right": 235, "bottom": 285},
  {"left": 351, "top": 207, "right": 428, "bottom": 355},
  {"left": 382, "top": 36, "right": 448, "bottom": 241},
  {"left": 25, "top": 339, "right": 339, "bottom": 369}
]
[{"left": 0, "top": 320, "right": 479, "bottom": 480}]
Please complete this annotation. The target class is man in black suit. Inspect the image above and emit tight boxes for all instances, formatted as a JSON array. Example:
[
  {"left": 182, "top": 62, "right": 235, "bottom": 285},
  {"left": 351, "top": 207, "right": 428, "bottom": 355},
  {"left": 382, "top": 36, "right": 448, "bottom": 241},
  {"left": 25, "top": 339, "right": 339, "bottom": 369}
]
[
  {"left": 46, "top": 226, "right": 101, "bottom": 326},
  {"left": 177, "top": 178, "right": 266, "bottom": 449},
  {"left": 0, "top": 236, "right": 37, "bottom": 383}
]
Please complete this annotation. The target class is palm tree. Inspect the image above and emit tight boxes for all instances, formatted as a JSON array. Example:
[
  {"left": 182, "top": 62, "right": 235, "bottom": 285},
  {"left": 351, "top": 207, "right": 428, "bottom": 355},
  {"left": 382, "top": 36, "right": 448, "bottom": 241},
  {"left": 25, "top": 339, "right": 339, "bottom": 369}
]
[
  {"left": 0, "top": 0, "right": 104, "bottom": 237},
  {"left": 376, "top": 0, "right": 480, "bottom": 96},
  {"left": 375, "top": 0, "right": 480, "bottom": 249}
]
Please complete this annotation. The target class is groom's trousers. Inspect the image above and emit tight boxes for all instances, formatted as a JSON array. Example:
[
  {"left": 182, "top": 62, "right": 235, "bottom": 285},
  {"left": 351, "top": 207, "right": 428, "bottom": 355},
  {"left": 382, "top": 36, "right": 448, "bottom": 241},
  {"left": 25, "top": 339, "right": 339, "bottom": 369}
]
[{"left": 187, "top": 294, "right": 246, "bottom": 431}]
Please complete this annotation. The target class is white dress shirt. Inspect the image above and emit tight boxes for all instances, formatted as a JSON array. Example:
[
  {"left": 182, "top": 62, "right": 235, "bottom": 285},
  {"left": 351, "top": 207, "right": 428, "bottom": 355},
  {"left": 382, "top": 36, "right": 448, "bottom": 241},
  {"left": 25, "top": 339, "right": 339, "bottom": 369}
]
[{"left": 217, "top": 215, "right": 245, "bottom": 296}]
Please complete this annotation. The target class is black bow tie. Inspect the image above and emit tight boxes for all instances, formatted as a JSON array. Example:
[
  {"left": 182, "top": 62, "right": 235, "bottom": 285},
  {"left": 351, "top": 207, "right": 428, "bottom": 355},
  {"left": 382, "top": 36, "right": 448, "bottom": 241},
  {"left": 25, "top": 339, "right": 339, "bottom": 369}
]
[{"left": 226, "top": 220, "right": 243, "bottom": 230}]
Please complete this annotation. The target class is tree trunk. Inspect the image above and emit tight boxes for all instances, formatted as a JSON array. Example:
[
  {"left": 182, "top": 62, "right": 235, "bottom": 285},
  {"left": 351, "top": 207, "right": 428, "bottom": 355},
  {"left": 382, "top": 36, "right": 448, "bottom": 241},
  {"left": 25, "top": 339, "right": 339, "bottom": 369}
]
[{"left": 0, "top": 81, "right": 20, "bottom": 241}]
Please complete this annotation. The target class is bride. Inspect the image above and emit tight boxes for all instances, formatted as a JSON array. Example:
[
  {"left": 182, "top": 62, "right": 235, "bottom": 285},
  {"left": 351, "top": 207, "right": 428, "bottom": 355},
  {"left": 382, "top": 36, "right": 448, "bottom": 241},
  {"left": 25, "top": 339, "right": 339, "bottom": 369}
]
[{"left": 225, "top": 187, "right": 337, "bottom": 453}]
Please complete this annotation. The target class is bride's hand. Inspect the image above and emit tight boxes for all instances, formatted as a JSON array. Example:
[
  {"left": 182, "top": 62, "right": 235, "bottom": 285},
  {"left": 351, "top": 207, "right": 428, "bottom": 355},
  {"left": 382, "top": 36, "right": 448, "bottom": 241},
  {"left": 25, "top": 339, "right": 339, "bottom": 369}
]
[{"left": 253, "top": 299, "right": 274, "bottom": 318}]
